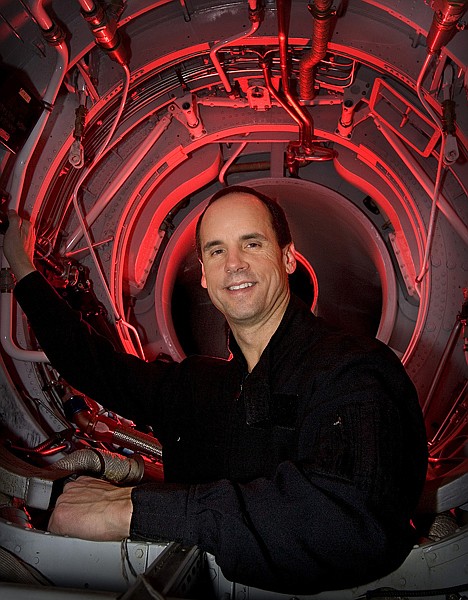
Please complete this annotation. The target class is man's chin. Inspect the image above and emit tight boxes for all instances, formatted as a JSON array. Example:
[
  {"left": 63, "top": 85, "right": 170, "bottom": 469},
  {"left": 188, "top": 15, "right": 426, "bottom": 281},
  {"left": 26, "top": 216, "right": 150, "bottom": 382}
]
[{"left": 222, "top": 302, "right": 258, "bottom": 325}]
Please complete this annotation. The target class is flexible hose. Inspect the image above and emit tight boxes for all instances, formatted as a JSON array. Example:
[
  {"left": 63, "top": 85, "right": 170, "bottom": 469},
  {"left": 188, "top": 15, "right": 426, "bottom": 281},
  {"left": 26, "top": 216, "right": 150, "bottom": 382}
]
[
  {"left": 299, "top": 0, "right": 334, "bottom": 100},
  {"left": 52, "top": 447, "right": 144, "bottom": 483}
]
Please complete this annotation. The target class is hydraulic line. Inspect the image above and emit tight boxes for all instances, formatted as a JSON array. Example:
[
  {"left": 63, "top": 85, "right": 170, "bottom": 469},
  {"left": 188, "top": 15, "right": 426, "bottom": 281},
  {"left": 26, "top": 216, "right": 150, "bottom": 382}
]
[
  {"left": 274, "top": 0, "right": 335, "bottom": 171},
  {"left": 412, "top": 2, "right": 467, "bottom": 285},
  {"left": 276, "top": 0, "right": 314, "bottom": 153},
  {"left": 69, "top": 64, "right": 146, "bottom": 359},
  {"left": 414, "top": 135, "right": 447, "bottom": 286},
  {"left": 428, "top": 379, "right": 467, "bottom": 457},
  {"left": 415, "top": 65, "right": 455, "bottom": 286},
  {"left": 219, "top": 141, "right": 249, "bottom": 185},
  {"left": 210, "top": 0, "right": 263, "bottom": 97},
  {"left": 64, "top": 394, "right": 163, "bottom": 459},
  {"left": 65, "top": 114, "right": 173, "bottom": 253},
  {"left": 52, "top": 447, "right": 163, "bottom": 483},
  {"left": 372, "top": 119, "right": 468, "bottom": 247},
  {"left": 299, "top": 0, "right": 335, "bottom": 101},
  {"left": 422, "top": 314, "right": 463, "bottom": 416},
  {"left": 52, "top": 447, "right": 144, "bottom": 483},
  {"left": 416, "top": 53, "right": 444, "bottom": 134},
  {"left": 261, "top": 57, "right": 306, "bottom": 139}
]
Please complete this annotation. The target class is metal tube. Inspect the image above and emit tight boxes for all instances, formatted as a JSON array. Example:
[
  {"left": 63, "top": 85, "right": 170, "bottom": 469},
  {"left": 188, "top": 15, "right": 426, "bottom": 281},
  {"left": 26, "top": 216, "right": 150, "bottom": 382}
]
[
  {"left": 261, "top": 59, "right": 303, "bottom": 131},
  {"left": 422, "top": 318, "right": 463, "bottom": 416},
  {"left": 29, "top": 0, "right": 54, "bottom": 30},
  {"left": 429, "top": 379, "right": 468, "bottom": 448},
  {"left": 219, "top": 141, "right": 249, "bottom": 185},
  {"left": 415, "top": 135, "right": 446, "bottom": 284},
  {"left": 77, "top": 0, "right": 96, "bottom": 13},
  {"left": 210, "top": 20, "right": 260, "bottom": 96},
  {"left": 65, "top": 114, "right": 172, "bottom": 252},
  {"left": 276, "top": 0, "right": 314, "bottom": 152},
  {"left": 373, "top": 118, "right": 468, "bottom": 247}
]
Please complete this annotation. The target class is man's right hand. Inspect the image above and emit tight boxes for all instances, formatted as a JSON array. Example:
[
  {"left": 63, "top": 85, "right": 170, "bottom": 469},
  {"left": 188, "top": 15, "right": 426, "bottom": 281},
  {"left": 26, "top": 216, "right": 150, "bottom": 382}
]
[
  {"left": 2, "top": 210, "right": 37, "bottom": 282},
  {"left": 48, "top": 476, "right": 134, "bottom": 541}
]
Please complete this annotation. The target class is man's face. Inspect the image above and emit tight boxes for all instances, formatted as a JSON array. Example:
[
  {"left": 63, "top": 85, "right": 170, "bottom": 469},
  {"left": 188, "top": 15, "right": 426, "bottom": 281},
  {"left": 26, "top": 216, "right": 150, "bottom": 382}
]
[{"left": 199, "top": 193, "right": 296, "bottom": 328}]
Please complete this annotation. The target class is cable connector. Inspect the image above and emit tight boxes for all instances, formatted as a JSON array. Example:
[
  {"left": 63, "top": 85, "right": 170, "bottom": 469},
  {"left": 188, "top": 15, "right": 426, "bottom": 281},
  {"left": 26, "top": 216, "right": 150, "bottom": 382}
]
[{"left": 81, "top": 1, "right": 129, "bottom": 66}]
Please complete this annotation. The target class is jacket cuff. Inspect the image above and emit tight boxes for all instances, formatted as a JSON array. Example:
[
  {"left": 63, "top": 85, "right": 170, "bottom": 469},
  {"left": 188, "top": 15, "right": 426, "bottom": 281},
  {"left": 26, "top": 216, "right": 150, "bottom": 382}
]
[
  {"left": 130, "top": 482, "right": 195, "bottom": 543},
  {"left": 14, "top": 270, "right": 57, "bottom": 316}
]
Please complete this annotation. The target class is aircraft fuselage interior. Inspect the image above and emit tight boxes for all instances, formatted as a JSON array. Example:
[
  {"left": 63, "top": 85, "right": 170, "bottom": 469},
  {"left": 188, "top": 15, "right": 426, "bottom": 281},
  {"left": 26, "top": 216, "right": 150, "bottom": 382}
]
[{"left": 0, "top": 0, "right": 467, "bottom": 598}]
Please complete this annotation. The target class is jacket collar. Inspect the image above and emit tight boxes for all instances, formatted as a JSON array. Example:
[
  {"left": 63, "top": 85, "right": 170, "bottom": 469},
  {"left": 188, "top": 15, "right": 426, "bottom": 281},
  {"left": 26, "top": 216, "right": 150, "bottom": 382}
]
[{"left": 227, "top": 294, "right": 314, "bottom": 426}]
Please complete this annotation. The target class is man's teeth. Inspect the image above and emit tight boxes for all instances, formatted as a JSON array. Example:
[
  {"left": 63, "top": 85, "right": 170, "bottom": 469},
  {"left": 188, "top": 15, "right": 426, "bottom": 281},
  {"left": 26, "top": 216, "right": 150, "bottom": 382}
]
[{"left": 228, "top": 282, "right": 254, "bottom": 291}]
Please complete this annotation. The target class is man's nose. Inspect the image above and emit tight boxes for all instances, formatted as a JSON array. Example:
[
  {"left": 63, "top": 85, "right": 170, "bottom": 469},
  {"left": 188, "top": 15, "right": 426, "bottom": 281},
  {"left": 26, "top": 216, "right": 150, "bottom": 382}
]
[{"left": 225, "top": 249, "right": 248, "bottom": 273}]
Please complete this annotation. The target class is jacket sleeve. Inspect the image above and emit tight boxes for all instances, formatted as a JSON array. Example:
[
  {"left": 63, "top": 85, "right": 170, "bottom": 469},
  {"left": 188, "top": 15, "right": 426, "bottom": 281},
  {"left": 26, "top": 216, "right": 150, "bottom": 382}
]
[
  {"left": 13, "top": 270, "right": 178, "bottom": 429},
  {"left": 130, "top": 356, "right": 428, "bottom": 594}
]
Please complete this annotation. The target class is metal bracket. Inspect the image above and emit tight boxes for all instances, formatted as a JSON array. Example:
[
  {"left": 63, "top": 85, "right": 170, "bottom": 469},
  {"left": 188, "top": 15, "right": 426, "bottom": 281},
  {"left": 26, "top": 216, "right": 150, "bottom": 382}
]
[
  {"left": 169, "top": 94, "right": 206, "bottom": 140},
  {"left": 0, "top": 445, "right": 70, "bottom": 510},
  {"left": 120, "top": 542, "right": 204, "bottom": 599}
]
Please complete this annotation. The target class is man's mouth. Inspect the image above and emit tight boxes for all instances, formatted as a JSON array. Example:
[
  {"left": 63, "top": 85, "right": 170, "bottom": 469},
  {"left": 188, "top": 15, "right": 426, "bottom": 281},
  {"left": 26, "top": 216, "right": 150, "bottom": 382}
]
[{"left": 227, "top": 282, "right": 255, "bottom": 291}]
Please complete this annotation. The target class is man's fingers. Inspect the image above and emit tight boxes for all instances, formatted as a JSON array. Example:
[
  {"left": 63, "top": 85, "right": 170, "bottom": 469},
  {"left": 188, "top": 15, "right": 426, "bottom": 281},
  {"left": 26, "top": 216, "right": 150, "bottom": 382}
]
[
  {"left": 7, "top": 209, "right": 19, "bottom": 224},
  {"left": 5, "top": 210, "right": 24, "bottom": 234},
  {"left": 6, "top": 210, "right": 33, "bottom": 233}
]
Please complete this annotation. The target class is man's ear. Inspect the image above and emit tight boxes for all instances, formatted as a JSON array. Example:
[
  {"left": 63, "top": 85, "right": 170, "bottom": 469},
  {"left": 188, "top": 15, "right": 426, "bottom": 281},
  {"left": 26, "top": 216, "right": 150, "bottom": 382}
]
[
  {"left": 283, "top": 242, "right": 297, "bottom": 275},
  {"left": 200, "top": 259, "right": 207, "bottom": 289}
]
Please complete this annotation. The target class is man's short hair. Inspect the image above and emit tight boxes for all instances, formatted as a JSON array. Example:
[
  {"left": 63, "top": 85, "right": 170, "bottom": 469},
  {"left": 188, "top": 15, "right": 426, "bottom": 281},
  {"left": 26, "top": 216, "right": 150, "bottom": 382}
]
[{"left": 195, "top": 185, "right": 292, "bottom": 258}]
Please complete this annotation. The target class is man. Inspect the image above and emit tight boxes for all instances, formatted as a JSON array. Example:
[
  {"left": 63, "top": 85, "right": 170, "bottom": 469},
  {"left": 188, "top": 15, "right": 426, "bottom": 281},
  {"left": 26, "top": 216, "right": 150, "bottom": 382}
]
[{"left": 3, "top": 186, "right": 428, "bottom": 594}]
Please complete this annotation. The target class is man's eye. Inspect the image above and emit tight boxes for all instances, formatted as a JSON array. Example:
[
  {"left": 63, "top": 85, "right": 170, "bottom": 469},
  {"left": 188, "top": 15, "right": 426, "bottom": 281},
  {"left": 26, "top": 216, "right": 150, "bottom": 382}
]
[
  {"left": 246, "top": 242, "right": 260, "bottom": 248},
  {"left": 211, "top": 248, "right": 224, "bottom": 256}
]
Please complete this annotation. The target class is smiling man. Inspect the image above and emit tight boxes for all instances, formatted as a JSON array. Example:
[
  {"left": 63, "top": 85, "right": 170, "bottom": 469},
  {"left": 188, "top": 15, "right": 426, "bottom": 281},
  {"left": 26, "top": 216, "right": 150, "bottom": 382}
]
[
  {"left": 197, "top": 189, "right": 296, "bottom": 371},
  {"left": 3, "top": 185, "right": 428, "bottom": 594}
]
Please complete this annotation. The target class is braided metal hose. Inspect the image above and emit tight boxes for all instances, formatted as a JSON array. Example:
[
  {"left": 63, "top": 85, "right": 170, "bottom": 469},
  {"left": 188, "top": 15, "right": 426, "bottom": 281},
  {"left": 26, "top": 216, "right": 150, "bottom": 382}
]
[
  {"left": 112, "top": 426, "right": 162, "bottom": 459},
  {"left": 52, "top": 448, "right": 144, "bottom": 483}
]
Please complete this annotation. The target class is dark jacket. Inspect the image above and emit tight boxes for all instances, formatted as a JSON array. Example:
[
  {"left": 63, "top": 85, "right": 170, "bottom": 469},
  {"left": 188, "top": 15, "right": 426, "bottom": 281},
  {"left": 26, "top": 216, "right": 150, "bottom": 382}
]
[{"left": 15, "top": 271, "right": 428, "bottom": 594}]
